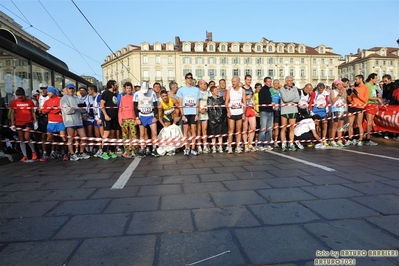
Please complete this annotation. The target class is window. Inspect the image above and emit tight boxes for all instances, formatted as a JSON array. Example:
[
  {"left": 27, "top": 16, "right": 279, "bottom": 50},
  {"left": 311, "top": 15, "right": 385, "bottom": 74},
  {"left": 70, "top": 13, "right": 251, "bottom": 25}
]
[
  {"left": 321, "top": 59, "right": 325, "bottom": 64},
  {"left": 168, "top": 56, "right": 173, "bottom": 64},
  {"left": 313, "top": 58, "right": 316, "bottom": 64},
  {"left": 143, "top": 70, "right": 149, "bottom": 79},
  {"left": 289, "top": 58, "right": 293, "bottom": 63},
  {"left": 233, "top": 69, "right": 240, "bottom": 76},
  {"left": 156, "top": 70, "right": 161, "bottom": 80},
  {"left": 383, "top": 60, "right": 386, "bottom": 65},
  {"left": 208, "top": 57, "right": 215, "bottom": 64},
  {"left": 208, "top": 69, "right": 216, "bottom": 78},
  {"left": 183, "top": 69, "right": 192, "bottom": 76},
  {"left": 184, "top": 44, "right": 190, "bottom": 51},
  {"left": 279, "top": 69, "right": 284, "bottom": 77},
  {"left": 233, "top": 57, "right": 240, "bottom": 64},
  {"left": 300, "top": 46, "right": 304, "bottom": 53},
  {"left": 268, "top": 69, "right": 274, "bottom": 77},
  {"left": 320, "top": 47, "right": 324, "bottom": 53},
  {"left": 245, "top": 69, "right": 252, "bottom": 75},
  {"left": 155, "top": 56, "right": 160, "bottom": 64},
  {"left": 168, "top": 70, "right": 174, "bottom": 79},
  {"left": 34, "top": 72, "right": 43, "bottom": 81},
  {"left": 279, "top": 46, "right": 283, "bottom": 52},
  {"left": 183, "top": 57, "right": 191, "bottom": 64},
  {"left": 300, "top": 58, "right": 304, "bottom": 64},
  {"left": 244, "top": 57, "right": 251, "bottom": 64},
  {"left": 268, "top": 45, "right": 273, "bottom": 52},
  {"left": 279, "top": 58, "right": 283, "bottom": 63},
  {"left": 257, "top": 45, "right": 262, "bottom": 52},
  {"left": 313, "top": 69, "right": 317, "bottom": 76},
  {"left": 268, "top": 58, "right": 274, "bottom": 64},
  {"left": 390, "top": 61, "right": 393, "bottom": 66},
  {"left": 256, "top": 69, "right": 263, "bottom": 77},
  {"left": 221, "top": 44, "right": 226, "bottom": 52},
  {"left": 209, "top": 44, "right": 214, "bottom": 51},
  {"left": 143, "top": 56, "right": 148, "bottom": 64},
  {"left": 300, "top": 69, "right": 305, "bottom": 77},
  {"left": 5, "top": 60, "right": 11, "bottom": 66},
  {"left": 196, "top": 44, "right": 202, "bottom": 51},
  {"left": 220, "top": 57, "right": 228, "bottom": 64},
  {"left": 196, "top": 57, "right": 203, "bottom": 64},
  {"left": 16, "top": 72, "right": 27, "bottom": 78},
  {"left": 321, "top": 70, "right": 324, "bottom": 76},
  {"left": 256, "top": 57, "right": 263, "bottom": 64},
  {"left": 233, "top": 44, "right": 239, "bottom": 52},
  {"left": 220, "top": 69, "right": 226, "bottom": 78},
  {"left": 195, "top": 69, "right": 204, "bottom": 78},
  {"left": 329, "top": 70, "right": 333, "bottom": 77},
  {"left": 244, "top": 45, "right": 250, "bottom": 52},
  {"left": 375, "top": 60, "right": 379, "bottom": 66},
  {"left": 329, "top": 59, "right": 333, "bottom": 64},
  {"left": 289, "top": 69, "right": 294, "bottom": 76},
  {"left": 289, "top": 46, "right": 293, "bottom": 53}
]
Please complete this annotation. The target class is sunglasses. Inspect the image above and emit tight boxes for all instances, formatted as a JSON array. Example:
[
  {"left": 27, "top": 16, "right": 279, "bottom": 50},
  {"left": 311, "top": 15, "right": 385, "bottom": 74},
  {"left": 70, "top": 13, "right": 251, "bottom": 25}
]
[{"left": 186, "top": 76, "right": 193, "bottom": 79}]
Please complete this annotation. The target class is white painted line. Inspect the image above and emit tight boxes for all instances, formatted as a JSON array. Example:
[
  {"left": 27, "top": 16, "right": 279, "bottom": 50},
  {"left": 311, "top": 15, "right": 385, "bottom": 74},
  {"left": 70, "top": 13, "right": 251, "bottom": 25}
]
[
  {"left": 338, "top": 149, "right": 399, "bottom": 161},
  {"left": 266, "top": 150, "right": 336, "bottom": 172},
  {"left": 186, "top": 250, "right": 230, "bottom": 266},
  {"left": 111, "top": 157, "right": 141, "bottom": 190}
]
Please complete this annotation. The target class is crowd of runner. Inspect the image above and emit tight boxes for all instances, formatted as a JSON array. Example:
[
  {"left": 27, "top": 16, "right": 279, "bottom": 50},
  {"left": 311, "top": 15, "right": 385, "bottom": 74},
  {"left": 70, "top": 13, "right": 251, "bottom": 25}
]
[{"left": 7, "top": 72, "right": 399, "bottom": 162}]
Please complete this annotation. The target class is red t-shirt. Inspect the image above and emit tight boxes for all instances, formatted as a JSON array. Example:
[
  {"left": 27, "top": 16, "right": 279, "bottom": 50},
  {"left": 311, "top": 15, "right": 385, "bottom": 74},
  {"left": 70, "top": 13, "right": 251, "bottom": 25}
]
[{"left": 10, "top": 98, "right": 35, "bottom": 126}]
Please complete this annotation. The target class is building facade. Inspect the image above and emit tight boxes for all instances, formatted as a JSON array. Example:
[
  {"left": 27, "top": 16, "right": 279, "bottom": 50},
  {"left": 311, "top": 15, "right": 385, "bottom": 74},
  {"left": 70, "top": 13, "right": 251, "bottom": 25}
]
[
  {"left": 338, "top": 47, "right": 399, "bottom": 81},
  {"left": 102, "top": 33, "right": 341, "bottom": 89}
]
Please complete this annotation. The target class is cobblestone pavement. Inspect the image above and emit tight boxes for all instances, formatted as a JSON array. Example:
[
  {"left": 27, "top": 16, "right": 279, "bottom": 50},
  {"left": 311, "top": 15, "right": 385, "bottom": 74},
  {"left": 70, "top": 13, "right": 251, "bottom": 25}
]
[{"left": 0, "top": 143, "right": 398, "bottom": 265}]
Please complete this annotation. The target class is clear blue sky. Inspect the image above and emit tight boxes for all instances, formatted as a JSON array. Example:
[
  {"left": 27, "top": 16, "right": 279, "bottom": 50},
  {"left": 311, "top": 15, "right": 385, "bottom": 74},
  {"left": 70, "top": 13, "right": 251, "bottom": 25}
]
[{"left": 2, "top": 0, "right": 398, "bottom": 82}]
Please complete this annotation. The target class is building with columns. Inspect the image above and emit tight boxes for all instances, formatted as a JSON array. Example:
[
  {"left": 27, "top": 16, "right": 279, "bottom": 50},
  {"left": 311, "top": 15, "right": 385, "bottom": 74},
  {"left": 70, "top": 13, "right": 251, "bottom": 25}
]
[
  {"left": 338, "top": 47, "right": 399, "bottom": 81},
  {"left": 102, "top": 33, "right": 341, "bottom": 88}
]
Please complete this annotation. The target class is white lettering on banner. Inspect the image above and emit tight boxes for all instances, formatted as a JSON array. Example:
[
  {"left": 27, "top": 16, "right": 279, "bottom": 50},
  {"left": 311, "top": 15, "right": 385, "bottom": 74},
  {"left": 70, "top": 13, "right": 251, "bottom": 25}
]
[{"left": 375, "top": 109, "right": 399, "bottom": 127}]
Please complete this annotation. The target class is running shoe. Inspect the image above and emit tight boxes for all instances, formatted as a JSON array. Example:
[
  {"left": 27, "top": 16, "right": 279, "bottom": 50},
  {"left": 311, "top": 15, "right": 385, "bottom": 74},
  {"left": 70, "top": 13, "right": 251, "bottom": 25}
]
[
  {"left": 145, "top": 147, "right": 151, "bottom": 156},
  {"left": 244, "top": 145, "right": 250, "bottom": 153},
  {"left": 50, "top": 151, "right": 57, "bottom": 159},
  {"left": 78, "top": 153, "right": 90, "bottom": 159},
  {"left": 31, "top": 152, "right": 38, "bottom": 161},
  {"left": 20, "top": 156, "right": 28, "bottom": 162},
  {"left": 218, "top": 146, "right": 224, "bottom": 153},
  {"left": 281, "top": 145, "right": 287, "bottom": 152},
  {"left": 197, "top": 146, "right": 203, "bottom": 154},
  {"left": 315, "top": 143, "right": 325, "bottom": 149},
  {"left": 323, "top": 141, "right": 329, "bottom": 147},
  {"left": 356, "top": 140, "right": 364, "bottom": 147},
  {"left": 294, "top": 141, "right": 304, "bottom": 150},
  {"left": 63, "top": 154, "right": 69, "bottom": 161},
  {"left": 249, "top": 145, "right": 257, "bottom": 152},
  {"left": 336, "top": 140, "right": 344, "bottom": 147},
  {"left": 264, "top": 145, "right": 273, "bottom": 151},
  {"left": 39, "top": 154, "right": 51, "bottom": 162},
  {"left": 70, "top": 154, "right": 80, "bottom": 161},
  {"left": 352, "top": 139, "right": 358, "bottom": 145},
  {"left": 289, "top": 144, "right": 297, "bottom": 151},
  {"left": 151, "top": 149, "right": 161, "bottom": 157},
  {"left": 109, "top": 152, "right": 118, "bottom": 159},
  {"left": 183, "top": 149, "right": 190, "bottom": 156},
  {"left": 203, "top": 146, "right": 210, "bottom": 154},
  {"left": 384, "top": 135, "right": 389, "bottom": 139},
  {"left": 344, "top": 140, "right": 354, "bottom": 146},
  {"left": 190, "top": 149, "right": 199, "bottom": 156},
  {"left": 365, "top": 140, "right": 378, "bottom": 146},
  {"left": 227, "top": 146, "right": 233, "bottom": 154},
  {"left": 329, "top": 141, "right": 338, "bottom": 147},
  {"left": 94, "top": 150, "right": 103, "bottom": 158},
  {"left": 138, "top": 149, "right": 146, "bottom": 158},
  {"left": 235, "top": 147, "right": 243, "bottom": 154},
  {"left": 101, "top": 152, "right": 110, "bottom": 160},
  {"left": 274, "top": 142, "right": 279, "bottom": 148},
  {"left": 307, "top": 142, "right": 313, "bottom": 148},
  {"left": 212, "top": 146, "right": 217, "bottom": 154}
]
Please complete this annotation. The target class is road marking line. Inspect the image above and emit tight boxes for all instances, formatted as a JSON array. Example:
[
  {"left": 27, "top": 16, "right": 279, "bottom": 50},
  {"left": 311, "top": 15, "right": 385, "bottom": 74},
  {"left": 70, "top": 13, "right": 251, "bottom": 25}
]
[
  {"left": 266, "top": 150, "right": 336, "bottom": 172},
  {"left": 337, "top": 149, "right": 399, "bottom": 161},
  {"left": 111, "top": 157, "right": 141, "bottom": 190}
]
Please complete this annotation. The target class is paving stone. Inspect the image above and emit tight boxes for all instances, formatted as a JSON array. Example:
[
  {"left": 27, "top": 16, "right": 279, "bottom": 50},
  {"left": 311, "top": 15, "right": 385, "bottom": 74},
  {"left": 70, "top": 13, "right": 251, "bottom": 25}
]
[
  {"left": 235, "top": 225, "right": 325, "bottom": 264},
  {"left": 380, "top": 180, "right": 399, "bottom": 188},
  {"left": 366, "top": 215, "right": 399, "bottom": 237},
  {"left": 301, "top": 198, "right": 379, "bottom": 220},
  {"left": 125, "top": 176, "right": 162, "bottom": 186},
  {"left": 249, "top": 202, "right": 320, "bottom": 224},
  {"left": 47, "top": 199, "right": 109, "bottom": 216},
  {"left": 0, "top": 240, "right": 78, "bottom": 266},
  {"left": 40, "top": 181, "right": 85, "bottom": 190},
  {"left": 266, "top": 169, "right": 310, "bottom": 178},
  {"left": 223, "top": 179, "right": 271, "bottom": 191},
  {"left": 147, "top": 169, "right": 181, "bottom": 177},
  {"left": 42, "top": 188, "right": 96, "bottom": 201},
  {"left": 158, "top": 230, "right": 245, "bottom": 266},
  {"left": 211, "top": 190, "right": 266, "bottom": 207},
  {"left": 211, "top": 166, "right": 247, "bottom": 174},
  {"left": 0, "top": 182, "right": 46, "bottom": 191},
  {"left": 0, "top": 201, "right": 58, "bottom": 218},
  {"left": 220, "top": 161, "right": 254, "bottom": 167},
  {"left": 54, "top": 213, "right": 129, "bottom": 239},
  {"left": 374, "top": 171, "right": 399, "bottom": 180},
  {"left": 243, "top": 165, "right": 279, "bottom": 172},
  {"left": 69, "top": 168, "right": 102, "bottom": 174},
  {"left": 200, "top": 173, "right": 238, "bottom": 182},
  {"left": 180, "top": 168, "right": 215, "bottom": 175},
  {"left": 304, "top": 219, "right": 399, "bottom": 252},
  {"left": 257, "top": 187, "right": 316, "bottom": 202},
  {"left": 161, "top": 194, "right": 214, "bottom": 210},
  {"left": 265, "top": 177, "right": 313, "bottom": 188},
  {"left": 127, "top": 210, "right": 193, "bottom": 234},
  {"left": 79, "top": 179, "right": 116, "bottom": 188},
  {"left": 138, "top": 184, "right": 182, "bottom": 196},
  {"left": 163, "top": 175, "right": 200, "bottom": 184},
  {"left": 343, "top": 182, "right": 399, "bottom": 195},
  {"left": 183, "top": 182, "right": 228, "bottom": 194},
  {"left": 68, "top": 236, "right": 156, "bottom": 266},
  {"left": 337, "top": 172, "right": 390, "bottom": 182},
  {"left": 193, "top": 206, "right": 260, "bottom": 231},
  {"left": 104, "top": 197, "right": 159, "bottom": 213},
  {"left": 90, "top": 186, "right": 139, "bottom": 199},
  {"left": 0, "top": 216, "right": 68, "bottom": 241},
  {"left": 192, "top": 162, "right": 224, "bottom": 168},
  {"left": 233, "top": 171, "right": 273, "bottom": 180},
  {"left": 0, "top": 190, "right": 51, "bottom": 203},
  {"left": 299, "top": 175, "right": 352, "bottom": 185},
  {"left": 301, "top": 184, "right": 364, "bottom": 199},
  {"left": 163, "top": 163, "right": 193, "bottom": 170},
  {"left": 352, "top": 195, "right": 399, "bottom": 215},
  {"left": 74, "top": 173, "right": 113, "bottom": 180}
]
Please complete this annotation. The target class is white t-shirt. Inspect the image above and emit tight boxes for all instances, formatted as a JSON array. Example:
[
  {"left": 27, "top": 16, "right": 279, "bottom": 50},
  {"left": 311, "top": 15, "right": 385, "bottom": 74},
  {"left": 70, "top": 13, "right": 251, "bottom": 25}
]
[
  {"left": 294, "top": 118, "right": 316, "bottom": 136},
  {"left": 133, "top": 90, "right": 157, "bottom": 117},
  {"left": 228, "top": 87, "right": 244, "bottom": 116}
]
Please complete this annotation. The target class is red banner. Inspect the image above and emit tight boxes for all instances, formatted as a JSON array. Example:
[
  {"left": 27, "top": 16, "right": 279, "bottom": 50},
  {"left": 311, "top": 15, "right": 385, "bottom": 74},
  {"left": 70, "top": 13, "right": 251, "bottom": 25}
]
[{"left": 373, "top": 105, "right": 399, "bottom": 133}]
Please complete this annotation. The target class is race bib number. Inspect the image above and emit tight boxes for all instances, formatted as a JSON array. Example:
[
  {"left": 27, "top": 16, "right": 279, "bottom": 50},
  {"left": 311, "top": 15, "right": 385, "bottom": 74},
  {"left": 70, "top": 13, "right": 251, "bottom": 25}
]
[
  {"left": 315, "top": 94, "right": 326, "bottom": 108},
  {"left": 184, "top": 96, "right": 196, "bottom": 107},
  {"left": 139, "top": 106, "right": 152, "bottom": 114},
  {"left": 230, "top": 99, "right": 241, "bottom": 109}
]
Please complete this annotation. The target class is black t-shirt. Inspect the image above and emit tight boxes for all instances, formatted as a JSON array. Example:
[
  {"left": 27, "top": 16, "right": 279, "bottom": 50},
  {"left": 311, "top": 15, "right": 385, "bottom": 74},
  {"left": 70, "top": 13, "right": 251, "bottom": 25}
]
[{"left": 101, "top": 89, "right": 118, "bottom": 117}]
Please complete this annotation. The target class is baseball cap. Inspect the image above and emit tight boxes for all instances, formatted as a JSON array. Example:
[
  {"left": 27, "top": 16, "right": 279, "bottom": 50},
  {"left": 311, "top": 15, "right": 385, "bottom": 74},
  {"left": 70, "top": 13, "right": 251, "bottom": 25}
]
[
  {"left": 47, "top": 87, "right": 58, "bottom": 95},
  {"left": 31, "top": 90, "right": 40, "bottom": 96},
  {"left": 39, "top": 82, "right": 48, "bottom": 88},
  {"left": 134, "top": 82, "right": 141, "bottom": 87},
  {"left": 333, "top": 80, "right": 343, "bottom": 86},
  {"left": 66, "top": 84, "right": 76, "bottom": 89},
  {"left": 141, "top": 81, "right": 149, "bottom": 93}
]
